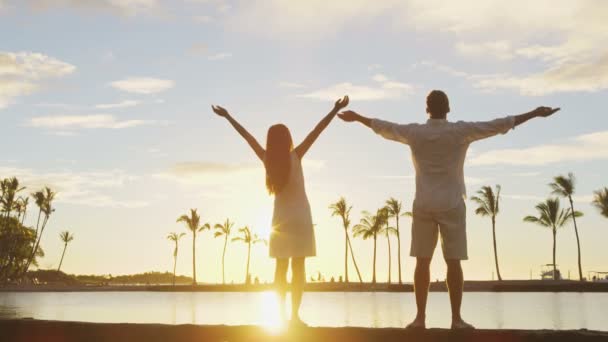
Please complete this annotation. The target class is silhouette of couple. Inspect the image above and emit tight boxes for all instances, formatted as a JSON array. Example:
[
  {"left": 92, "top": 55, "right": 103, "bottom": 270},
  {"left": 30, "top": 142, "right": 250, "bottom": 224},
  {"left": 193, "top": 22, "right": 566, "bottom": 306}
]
[{"left": 212, "top": 91, "right": 559, "bottom": 329}]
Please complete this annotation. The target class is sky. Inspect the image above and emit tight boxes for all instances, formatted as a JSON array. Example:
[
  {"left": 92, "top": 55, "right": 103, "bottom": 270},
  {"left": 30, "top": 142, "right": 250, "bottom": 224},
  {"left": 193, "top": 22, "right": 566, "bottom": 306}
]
[{"left": 1, "top": 0, "right": 607, "bottom": 284}]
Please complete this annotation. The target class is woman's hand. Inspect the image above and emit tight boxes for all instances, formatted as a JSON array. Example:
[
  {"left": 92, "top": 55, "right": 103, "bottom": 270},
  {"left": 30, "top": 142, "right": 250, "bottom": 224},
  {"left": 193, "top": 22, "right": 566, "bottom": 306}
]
[
  {"left": 333, "top": 95, "right": 349, "bottom": 111},
  {"left": 212, "top": 105, "right": 230, "bottom": 117}
]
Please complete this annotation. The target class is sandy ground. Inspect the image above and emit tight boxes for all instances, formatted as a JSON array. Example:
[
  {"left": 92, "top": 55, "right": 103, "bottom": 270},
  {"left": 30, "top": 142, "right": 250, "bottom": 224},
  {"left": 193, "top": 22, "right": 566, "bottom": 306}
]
[{"left": 1, "top": 319, "right": 607, "bottom": 342}]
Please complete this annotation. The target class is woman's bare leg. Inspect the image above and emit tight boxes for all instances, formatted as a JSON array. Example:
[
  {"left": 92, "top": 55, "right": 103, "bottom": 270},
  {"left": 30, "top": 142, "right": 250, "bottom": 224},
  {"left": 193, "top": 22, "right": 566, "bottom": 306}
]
[
  {"left": 290, "top": 257, "right": 306, "bottom": 321},
  {"left": 274, "top": 258, "right": 289, "bottom": 320}
]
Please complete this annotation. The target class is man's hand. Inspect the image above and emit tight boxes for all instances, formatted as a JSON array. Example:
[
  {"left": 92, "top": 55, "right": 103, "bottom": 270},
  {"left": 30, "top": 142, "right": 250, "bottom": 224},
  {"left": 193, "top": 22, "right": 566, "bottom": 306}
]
[
  {"left": 212, "top": 105, "right": 230, "bottom": 117},
  {"left": 532, "top": 106, "right": 560, "bottom": 118},
  {"left": 337, "top": 110, "right": 360, "bottom": 122},
  {"left": 334, "top": 95, "right": 349, "bottom": 111}
]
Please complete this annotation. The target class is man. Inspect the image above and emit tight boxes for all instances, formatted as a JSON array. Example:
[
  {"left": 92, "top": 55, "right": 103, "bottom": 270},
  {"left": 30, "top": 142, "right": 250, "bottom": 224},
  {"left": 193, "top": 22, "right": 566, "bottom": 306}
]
[{"left": 338, "top": 90, "right": 559, "bottom": 329}]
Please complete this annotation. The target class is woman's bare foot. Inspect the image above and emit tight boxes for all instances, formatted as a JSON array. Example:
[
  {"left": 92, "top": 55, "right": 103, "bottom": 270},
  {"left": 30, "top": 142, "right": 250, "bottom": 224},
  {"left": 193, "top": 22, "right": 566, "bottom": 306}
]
[
  {"left": 451, "top": 318, "right": 475, "bottom": 330},
  {"left": 405, "top": 316, "right": 426, "bottom": 330}
]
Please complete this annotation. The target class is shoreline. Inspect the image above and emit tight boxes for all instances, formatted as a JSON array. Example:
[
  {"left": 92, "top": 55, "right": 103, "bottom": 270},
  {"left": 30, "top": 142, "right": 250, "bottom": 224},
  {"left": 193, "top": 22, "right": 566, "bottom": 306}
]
[
  {"left": 2, "top": 280, "right": 608, "bottom": 292},
  {"left": 1, "top": 319, "right": 607, "bottom": 342}
]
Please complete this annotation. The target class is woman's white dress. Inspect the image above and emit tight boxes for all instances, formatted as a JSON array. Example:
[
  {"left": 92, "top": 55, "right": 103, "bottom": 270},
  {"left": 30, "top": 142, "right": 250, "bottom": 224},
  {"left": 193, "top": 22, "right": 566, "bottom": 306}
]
[{"left": 268, "top": 151, "right": 316, "bottom": 258}]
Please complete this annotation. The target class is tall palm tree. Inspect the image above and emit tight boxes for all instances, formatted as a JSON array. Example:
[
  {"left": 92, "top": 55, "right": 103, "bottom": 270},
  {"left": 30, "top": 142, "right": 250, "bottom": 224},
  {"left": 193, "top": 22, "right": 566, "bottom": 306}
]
[
  {"left": 214, "top": 218, "right": 234, "bottom": 284},
  {"left": 177, "top": 209, "right": 210, "bottom": 284},
  {"left": 550, "top": 173, "right": 584, "bottom": 281},
  {"left": 353, "top": 209, "right": 384, "bottom": 284},
  {"left": 167, "top": 232, "right": 186, "bottom": 286},
  {"left": 385, "top": 198, "right": 405, "bottom": 284},
  {"left": 592, "top": 187, "right": 608, "bottom": 218},
  {"left": 57, "top": 231, "right": 74, "bottom": 272},
  {"left": 1, "top": 177, "right": 25, "bottom": 223},
  {"left": 471, "top": 185, "right": 503, "bottom": 281},
  {"left": 232, "top": 226, "right": 267, "bottom": 284},
  {"left": 380, "top": 207, "right": 397, "bottom": 284},
  {"left": 329, "top": 197, "right": 363, "bottom": 283},
  {"left": 524, "top": 198, "right": 582, "bottom": 280},
  {"left": 16, "top": 197, "right": 29, "bottom": 225},
  {"left": 25, "top": 187, "right": 56, "bottom": 273}
]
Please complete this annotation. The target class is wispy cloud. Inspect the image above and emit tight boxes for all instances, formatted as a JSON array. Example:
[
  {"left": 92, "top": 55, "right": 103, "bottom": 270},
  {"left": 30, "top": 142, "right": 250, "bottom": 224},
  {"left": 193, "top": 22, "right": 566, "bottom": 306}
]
[
  {"left": 470, "top": 130, "right": 608, "bottom": 166},
  {"left": 27, "top": 114, "right": 158, "bottom": 130},
  {"left": 0, "top": 166, "right": 149, "bottom": 208},
  {"left": 94, "top": 100, "right": 139, "bottom": 109},
  {"left": 297, "top": 74, "right": 414, "bottom": 101},
  {"left": 110, "top": 77, "right": 174, "bottom": 94},
  {"left": 28, "top": 0, "right": 160, "bottom": 16},
  {"left": 0, "top": 51, "right": 75, "bottom": 108},
  {"left": 279, "top": 82, "right": 307, "bottom": 89},
  {"left": 207, "top": 52, "right": 232, "bottom": 61}
]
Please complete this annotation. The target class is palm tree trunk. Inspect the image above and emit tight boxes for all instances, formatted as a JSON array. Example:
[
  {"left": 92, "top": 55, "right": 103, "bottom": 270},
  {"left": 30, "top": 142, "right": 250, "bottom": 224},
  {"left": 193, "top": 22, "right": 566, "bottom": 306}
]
[
  {"left": 222, "top": 236, "right": 228, "bottom": 284},
  {"left": 387, "top": 230, "right": 392, "bottom": 284},
  {"left": 569, "top": 197, "right": 583, "bottom": 281},
  {"left": 492, "top": 217, "right": 502, "bottom": 281},
  {"left": 552, "top": 227, "right": 557, "bottom": 280},
  {"left": 34, "top": 210, "right": 42, "bottom": 239},
  {"left": 372, "top": 235, "right": 377, "bottom": 284},
  {"left": 20, "top": 207, "right": 27, "bottom": 226},
  {"left": 57, "top": 242, "right": 67, "bottom": 272},
  {"left": 192, "top": 232, "right": 197, "bottom": 285},
  {"left": 246, "top": 242, "right": 251, "bottom": 284},
  {"left": 24, "top": 215, "right": 49, "bottom": 274},
  {"left": 344, "top": 229, "right": 349, "bottom": 283},
  {"left": 346, "top": 235, "right": 363, "bottom": 283},
  {"left": 173, "top": 243, "right": 178, "bottom": 286},
  {"left": 396, "top": 217, "right": 402, "bottom": 285}
]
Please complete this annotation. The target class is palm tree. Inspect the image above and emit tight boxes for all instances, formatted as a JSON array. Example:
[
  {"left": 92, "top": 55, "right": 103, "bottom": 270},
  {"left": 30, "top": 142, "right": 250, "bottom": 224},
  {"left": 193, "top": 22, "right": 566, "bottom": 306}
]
[
  {"left": 329, "top": 197, "right": 363, "bottom": 283},
  {"left": 167, "top": 232, "right": 186, "bottom": 286},
  {"left": 214, "top": 218, "right": 234, "bottom": 284},
  {"left": 57, "top": 231, "right": 74, "bottom": 272},
  {"left": 471, "top": 185, "right": 503, "bottom": 281},
  {"left": 16, "top": 197, "right": 29, "bottom": 225},
  {"left": 379, "top": 207, "right": 397, "bottom": 284},
  {"left": 353, "top": 209, "right": 384, "bottom": 284},
  {"left": 550, "top": 173, "right": 584, "bottom": 281},
  {"left": 25, "top": 187, "right": 56, "bottom": 273},
  {"left": 177, "top": 209, "right": 210, "bottom": 284},
  {"left": 385, "top": 198, "right": 405, "bottom": 284},
  {"left": 592, "top": 187, "right": 608, "bottom": 218},
  {"left": 232, "top": 226, "right": 267, "bottom": 284},
  {"left": 524, "top": 198, "right": 582, "bottom": 280},
  {"left": 1, "top": 177, "right": 25, "bottom": 224}
]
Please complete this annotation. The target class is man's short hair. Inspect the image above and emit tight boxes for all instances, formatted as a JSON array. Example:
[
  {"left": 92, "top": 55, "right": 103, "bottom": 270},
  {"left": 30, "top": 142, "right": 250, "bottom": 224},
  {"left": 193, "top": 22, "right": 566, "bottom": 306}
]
[{"left": 426, "top": 90, "right": 450, "bottom": 117}]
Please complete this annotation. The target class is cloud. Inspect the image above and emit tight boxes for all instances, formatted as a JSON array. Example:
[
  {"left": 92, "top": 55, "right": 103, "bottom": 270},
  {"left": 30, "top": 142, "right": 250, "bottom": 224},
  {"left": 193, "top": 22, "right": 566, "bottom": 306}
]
[
  {"left": 94, "top": 100, "right": 139, "bottom": 109},
  {"left": 27, "top": 114, "right": 158, "bottom": 130},
  {"left": 0, "top": 51, "right": 75, "bottom": 108},
  {"left": 168, "top": 161, "right": 258, "bottom": 176},
  {"left": 226, "top": 1, "right": 608, "bottom": 95},
  {"left": 472, "top": 53, "right": 608, "bottom": 95},
  {"left": 28, "top": 0, "right": 159, "bottom": 16},
  {"left": 470, "top": 130, "right": 608, "bottom": 166},
  {"left": 110, "top": 77, "right": 174, "bottom": 94},
  {"left": 207, "top": 52, "right": 232, "bottom": 61},
  {"left": 297, "top": 75, "right": 414, "bottom": 101},
  {"left": 0, "top": 166, "right": 148, "bottom": 208},
  {"left": 279, "top": 82, "right": 306, "bottom": 89}
]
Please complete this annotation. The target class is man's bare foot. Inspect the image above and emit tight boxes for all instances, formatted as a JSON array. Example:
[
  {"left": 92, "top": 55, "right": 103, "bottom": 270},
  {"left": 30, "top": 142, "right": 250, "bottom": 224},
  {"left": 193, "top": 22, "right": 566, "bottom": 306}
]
[
  {"left": 451, "top": 318, "right": 475, "bottom": 330},
  {"left": 405, "top": 317, "right": 426, "bottom": 330}
]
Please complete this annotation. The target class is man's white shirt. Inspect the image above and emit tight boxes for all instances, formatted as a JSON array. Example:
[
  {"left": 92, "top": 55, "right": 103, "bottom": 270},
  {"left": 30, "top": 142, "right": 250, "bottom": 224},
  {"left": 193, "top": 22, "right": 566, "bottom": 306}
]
[{"left": 371, "top": 116, "right": 515, "bottom": 212}]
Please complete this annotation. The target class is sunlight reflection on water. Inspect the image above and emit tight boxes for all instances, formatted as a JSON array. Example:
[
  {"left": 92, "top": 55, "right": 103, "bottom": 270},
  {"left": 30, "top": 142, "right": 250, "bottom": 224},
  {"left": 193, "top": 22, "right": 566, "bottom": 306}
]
[{"left": 0, "top": 291, "right": 607, "bottom": 330}]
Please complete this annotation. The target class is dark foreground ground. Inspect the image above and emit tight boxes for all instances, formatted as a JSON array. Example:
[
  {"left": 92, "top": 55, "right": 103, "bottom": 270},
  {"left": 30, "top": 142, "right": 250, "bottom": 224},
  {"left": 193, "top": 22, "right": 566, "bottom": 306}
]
[
  {"left": 1, "top": 319, "right": 607, "bottom": 342},
  {"left": 3, "top": 280, "right": 608, "bottom": 292}
]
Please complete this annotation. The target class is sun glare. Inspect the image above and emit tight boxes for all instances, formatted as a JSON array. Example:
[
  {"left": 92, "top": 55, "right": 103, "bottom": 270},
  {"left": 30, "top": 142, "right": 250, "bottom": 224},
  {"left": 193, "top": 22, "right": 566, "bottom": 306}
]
[{"left": 259, "top": 291, "right": 285, "bottom": 335}]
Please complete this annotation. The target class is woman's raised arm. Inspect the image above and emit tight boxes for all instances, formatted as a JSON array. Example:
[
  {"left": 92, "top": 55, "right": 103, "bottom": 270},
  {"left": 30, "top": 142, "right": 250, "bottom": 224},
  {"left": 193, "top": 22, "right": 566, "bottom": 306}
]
[
  {"left": 212, "top": 105, "right": 265, "bottom": 161},
  {"left": 295, "top": 95, "right": 349, "bottom": 159}
]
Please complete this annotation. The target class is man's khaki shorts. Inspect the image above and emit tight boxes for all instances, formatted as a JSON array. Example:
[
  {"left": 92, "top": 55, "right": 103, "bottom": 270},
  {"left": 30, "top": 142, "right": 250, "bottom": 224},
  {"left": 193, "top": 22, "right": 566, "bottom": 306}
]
[{"left": 410, "top": 199, "right": 468, "bottom": 260}]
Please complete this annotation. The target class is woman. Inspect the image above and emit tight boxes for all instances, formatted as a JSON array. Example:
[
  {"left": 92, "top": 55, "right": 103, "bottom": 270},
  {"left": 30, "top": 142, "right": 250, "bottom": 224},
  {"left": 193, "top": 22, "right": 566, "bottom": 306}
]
[{"left": 212, "top": 95, "right": 349, "bottom": 327}]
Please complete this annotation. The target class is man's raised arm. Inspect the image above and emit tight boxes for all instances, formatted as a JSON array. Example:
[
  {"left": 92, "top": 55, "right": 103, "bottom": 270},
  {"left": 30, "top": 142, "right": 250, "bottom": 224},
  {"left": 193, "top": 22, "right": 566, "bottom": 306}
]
[
  {"left": 338, "top": 110, "right": 416, "bottom": 145},
  {"left": 514, "top": 106, "right": 560, "bottom": 127}
]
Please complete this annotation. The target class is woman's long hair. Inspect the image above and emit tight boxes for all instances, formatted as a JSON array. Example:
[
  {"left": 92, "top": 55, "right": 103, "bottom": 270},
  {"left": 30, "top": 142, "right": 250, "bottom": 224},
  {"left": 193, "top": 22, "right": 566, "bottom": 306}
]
[{"left": 264, "top": 124, "right": 293, "bottom": 194}]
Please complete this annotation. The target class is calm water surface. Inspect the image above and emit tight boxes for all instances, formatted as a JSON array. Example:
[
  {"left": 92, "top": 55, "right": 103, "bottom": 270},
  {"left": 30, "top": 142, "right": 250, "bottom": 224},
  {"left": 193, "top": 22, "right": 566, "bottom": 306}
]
[{"left": 0, "top": 292, "right": 606, "bottom": 330}]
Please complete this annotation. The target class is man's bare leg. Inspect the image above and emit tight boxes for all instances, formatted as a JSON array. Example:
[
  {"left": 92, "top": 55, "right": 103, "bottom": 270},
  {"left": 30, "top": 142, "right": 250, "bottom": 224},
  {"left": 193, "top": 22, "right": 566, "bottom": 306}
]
[
  {"left": 406, "top": 257, "right": 431, "bottom": 329},
  {"left": 445, "top": 259, "right": 474, "bottom": 329}
]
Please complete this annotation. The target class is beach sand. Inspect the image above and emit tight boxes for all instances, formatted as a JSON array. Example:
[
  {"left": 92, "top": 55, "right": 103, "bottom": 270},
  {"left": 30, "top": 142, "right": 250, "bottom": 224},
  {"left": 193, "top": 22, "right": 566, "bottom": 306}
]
[{"left": 1, "top": 319, "right": 607, "bottom": 342}]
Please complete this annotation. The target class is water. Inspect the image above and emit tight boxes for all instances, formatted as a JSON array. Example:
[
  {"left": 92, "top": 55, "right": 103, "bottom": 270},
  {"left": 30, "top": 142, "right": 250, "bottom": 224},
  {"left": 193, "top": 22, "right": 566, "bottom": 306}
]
[{"left": 0, "top": 291, "right": 606, "bottom": 330}]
